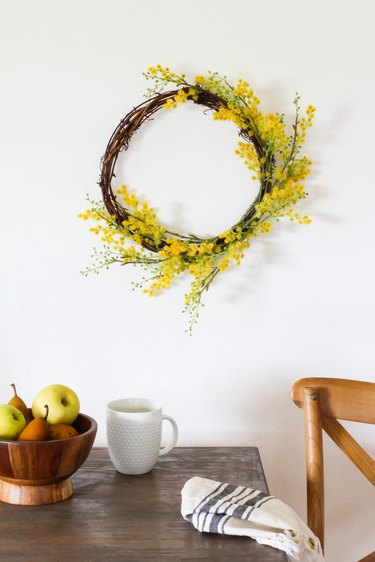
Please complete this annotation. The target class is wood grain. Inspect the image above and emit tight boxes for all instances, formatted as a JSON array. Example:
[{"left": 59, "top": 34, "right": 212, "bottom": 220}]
[
  {"left": 0, "top": 447, "right": 287, "bottom": 562},
  {"left": 303, "top": 387, "right": 324, "bottom": 550},
  {"left": 0, "top": 414, "right": 97, "bottom": 505},
  {"left": 0, "top": 478, "right": 73, "bottom": 505},
  {"left": 292, "top": 377, "right": 375, "bottom": 423}
]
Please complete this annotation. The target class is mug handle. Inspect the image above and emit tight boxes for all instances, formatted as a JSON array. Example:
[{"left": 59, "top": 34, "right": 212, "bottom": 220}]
[{"left": 159, "top": 414, "right": 178, "bottom": 457}]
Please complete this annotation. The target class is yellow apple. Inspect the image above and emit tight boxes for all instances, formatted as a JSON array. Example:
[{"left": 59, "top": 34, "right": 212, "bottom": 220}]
[
  {"left": 0, "top": 404, "right": 27, "bottom": 440},
  {"left": 32, "top": 384, "right": 80, "bottom": 425}
]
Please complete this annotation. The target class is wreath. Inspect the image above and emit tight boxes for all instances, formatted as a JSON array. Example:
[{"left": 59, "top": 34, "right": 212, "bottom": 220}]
[{"left": 80, "top": 66, "right": 315, "bottom": 333}]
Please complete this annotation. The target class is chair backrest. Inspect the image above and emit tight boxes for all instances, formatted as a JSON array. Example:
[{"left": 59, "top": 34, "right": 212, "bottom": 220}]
[{"left": 291, "top": 377, "right": 375, "bottom": 558}]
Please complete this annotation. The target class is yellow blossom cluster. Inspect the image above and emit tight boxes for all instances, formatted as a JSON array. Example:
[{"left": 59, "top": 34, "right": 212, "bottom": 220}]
[
  {"left": 296, "top": 104, "right": 316, "bottom": 145},
  {"left": 257, "top": 113, "right": 289, "bottom": 152},
  {"left": 287, "top": 156, "right": 313, "bottom": 182},
  {"left": 78, "top": 205, "right": 143, "bottom": 265},
  {"left": 217, "top": 238, "right": 250, "bottom": 272},
  {"left": 235, "top": 142, "right": 262, "bottom": 179},
  {"left": 254, "top": 183, "right": 309, "bottom": 221},
  {"left": 116, "top": 185, "right": 166, "bottom": 246},
  {"left": 219, "top": 226, "right": 243, "bottom": 244},
  {"left": 143, "top": 256, "right": 186, "bottom": 295},
  {"left": 183, "top": 257, "right": 217, "bottom": 307},
  {"left": 147, "top": 64, "right": 186, "bottom": 85},
  {"left": 212, "top": 106, "right": 249, "bottom": 130},
  {"left": 163, "top": 87, "right": 198, "bottom": 109}
]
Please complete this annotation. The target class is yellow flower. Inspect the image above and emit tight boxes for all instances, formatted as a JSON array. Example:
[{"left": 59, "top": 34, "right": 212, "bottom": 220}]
[
  {"left": 163, "top": 98, "right": 176, "bottom": 110},
  {"left": 174, "top": 89, "right": 188, "bottom": 103}
]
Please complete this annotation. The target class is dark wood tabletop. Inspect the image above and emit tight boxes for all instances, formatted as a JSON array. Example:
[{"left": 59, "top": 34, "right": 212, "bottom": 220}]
[{"left": 0, "top": 447, "right": 287, "bottom": 562}]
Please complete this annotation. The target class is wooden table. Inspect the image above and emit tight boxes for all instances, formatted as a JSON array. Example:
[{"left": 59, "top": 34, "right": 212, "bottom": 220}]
[{"left": 0, "top": 447, "right": 287, "bottom": 562}]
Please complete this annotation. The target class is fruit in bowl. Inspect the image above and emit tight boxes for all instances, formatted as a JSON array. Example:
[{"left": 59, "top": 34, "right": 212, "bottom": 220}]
[
  {"left": 32, "top": 384, "right": 80, "bottom": 425},
  {"left": 0, "top": 383, "right": 97, "bottom": 505},
  {"left": 9, "top": 383, "right": 33, "bottom": 424},
  {"left": 0, "top": 404, "right": 27, "bottom": 440},
  {"left": 0, "top": 384, "right": 82, "bottom": 442}
]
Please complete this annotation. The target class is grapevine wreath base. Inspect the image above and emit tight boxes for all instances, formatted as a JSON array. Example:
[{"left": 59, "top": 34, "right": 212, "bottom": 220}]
[{"left": 80, "top": 66, "right": 315, "bottom": 332}]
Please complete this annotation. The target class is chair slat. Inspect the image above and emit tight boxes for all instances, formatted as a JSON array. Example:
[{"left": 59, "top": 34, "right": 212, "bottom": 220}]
[
  {"left": 292, "top": 378, "right": 375, "bottom": 423},
  {"left": 322, "top": 416, "right": 375, "bottom": 485}
]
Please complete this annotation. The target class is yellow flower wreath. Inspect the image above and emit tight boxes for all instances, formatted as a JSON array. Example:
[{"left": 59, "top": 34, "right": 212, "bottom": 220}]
[{"left": 80, "top": 66, "right": 315, "bottom": 333}]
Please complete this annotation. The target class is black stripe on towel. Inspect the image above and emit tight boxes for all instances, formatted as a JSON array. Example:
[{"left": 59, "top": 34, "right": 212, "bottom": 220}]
[
  {"left": 196, "top": 483, "right": 238, "bottom": 514},
  {"left": 232, "top": 490, "right": 273, "bottom": 519},
  {"left": 241, "top": 494, "right": 275, "bottom": 520},
  {"left": 218, "top": 514, "right": 232, "bottom": 535},
  {"left": 209, "top": 513, "right": 227, "bottom": 533}
]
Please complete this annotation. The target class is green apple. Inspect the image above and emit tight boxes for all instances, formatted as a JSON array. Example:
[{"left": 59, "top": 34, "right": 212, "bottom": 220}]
[
  {"left": 32, "top": 384, "right": 80, "bottom": 425},
  {"left": 0, "top": 404, "right": 27, "bottom": 440}
]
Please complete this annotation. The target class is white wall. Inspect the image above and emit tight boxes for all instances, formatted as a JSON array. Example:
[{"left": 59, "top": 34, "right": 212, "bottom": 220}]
[{"left": 1, "top": 1, "right": 374, "bottom": 560}]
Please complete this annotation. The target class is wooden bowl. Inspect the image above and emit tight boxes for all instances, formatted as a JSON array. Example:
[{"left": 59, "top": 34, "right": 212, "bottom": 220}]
[{"left": 0, "top": 413, "right": 97, "bottom": 505}]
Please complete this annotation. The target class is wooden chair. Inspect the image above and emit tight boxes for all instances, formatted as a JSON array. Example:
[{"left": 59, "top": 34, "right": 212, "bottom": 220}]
[{"left": 291, "top": 377, "right": 375, "bottom": 560}]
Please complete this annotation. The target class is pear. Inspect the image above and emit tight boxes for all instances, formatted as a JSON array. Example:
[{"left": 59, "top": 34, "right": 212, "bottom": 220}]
[
  {"left": 8, "top": 383, "right": 33, "bottom": 425},
  {"left": 48, "top": 423, "right": 79, "bottom": 440},
  {"left": 17, "top": 404, "right": 49, "bottom": 441}
]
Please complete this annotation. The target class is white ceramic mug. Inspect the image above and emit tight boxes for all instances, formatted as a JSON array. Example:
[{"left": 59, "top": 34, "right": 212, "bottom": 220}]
[{"left": 106, "top": 398, "right": 178, "bottom": 475}]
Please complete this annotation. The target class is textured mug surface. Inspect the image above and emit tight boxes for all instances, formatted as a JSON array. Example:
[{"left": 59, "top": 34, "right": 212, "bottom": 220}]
[{"left": 106, "top": 398, "right": 178, "bottom": 475}]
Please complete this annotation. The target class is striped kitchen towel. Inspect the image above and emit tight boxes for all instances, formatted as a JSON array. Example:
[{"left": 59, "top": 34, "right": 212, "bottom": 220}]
[{"left": 181, "top": 477, "right": 324, "bottom": 562}]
